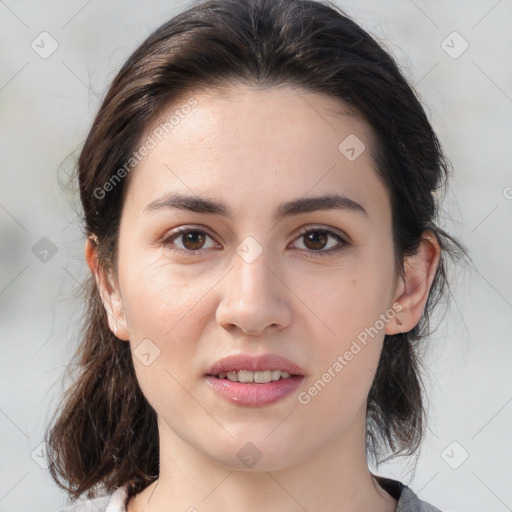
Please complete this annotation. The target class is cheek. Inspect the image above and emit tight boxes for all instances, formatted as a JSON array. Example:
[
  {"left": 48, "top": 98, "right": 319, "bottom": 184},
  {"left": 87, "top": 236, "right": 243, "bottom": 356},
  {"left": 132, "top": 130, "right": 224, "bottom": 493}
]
[
  {"left": 296, "top": 246, "right": 395, "bottom": 404},
  {"left": 296, "top": 290, "right": 387, "bottom": 434},
  {"left": 299, "top": 248, "right": 396, "bottom": 344},
  {"left": 116, "top": 258, "right": 202, "bottom": 385},
  {"left": 119, "top": 261, "right": 207, "bottom": 414},
  {"left": 120, "top": 256, "right": 201, "bottom": 337}
]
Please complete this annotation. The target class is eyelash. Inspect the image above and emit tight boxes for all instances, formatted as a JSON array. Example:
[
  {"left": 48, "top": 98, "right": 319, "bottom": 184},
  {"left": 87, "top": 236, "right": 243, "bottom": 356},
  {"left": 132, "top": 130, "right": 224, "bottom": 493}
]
[
  {"left": 293, "top": 227, "right": 351, "bottom": 257},
  {"left": 161, "top": 226, "right": 350, "bottom": 258}
]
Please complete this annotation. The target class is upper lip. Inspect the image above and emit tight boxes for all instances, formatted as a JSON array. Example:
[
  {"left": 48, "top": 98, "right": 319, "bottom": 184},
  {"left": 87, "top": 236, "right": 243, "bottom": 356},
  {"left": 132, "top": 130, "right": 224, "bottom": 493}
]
[{"left": 206, "top": 353, "right": 305, "bottom": 376}]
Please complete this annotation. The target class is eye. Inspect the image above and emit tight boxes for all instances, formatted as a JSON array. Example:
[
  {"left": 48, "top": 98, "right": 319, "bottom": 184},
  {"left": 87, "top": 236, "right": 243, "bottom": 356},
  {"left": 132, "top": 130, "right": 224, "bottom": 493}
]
[
  {"left": 290, "top": 227, "right": 350, "bottom": 257},
  {"left": 161, "top": 227, "right": 219, "bottom": 255},
  {"left": 161, "top": 226, "right": 350, "bottom": 257}
]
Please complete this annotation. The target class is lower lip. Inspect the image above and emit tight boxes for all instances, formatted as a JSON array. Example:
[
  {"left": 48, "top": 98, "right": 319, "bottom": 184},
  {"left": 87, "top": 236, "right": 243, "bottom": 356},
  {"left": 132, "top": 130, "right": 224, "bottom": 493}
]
[{"left": 205, "top": 375, "right": 304, "bottom": 406}]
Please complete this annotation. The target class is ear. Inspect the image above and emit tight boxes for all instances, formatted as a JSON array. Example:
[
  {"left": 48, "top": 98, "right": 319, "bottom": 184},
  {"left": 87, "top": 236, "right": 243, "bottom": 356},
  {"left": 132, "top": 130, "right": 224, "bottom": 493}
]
[
  {"left": 85, "top": 235, "right": 130, "bottom": 341},
  {"left": 386, "top": 231, "right": 441, "bottom": 335}
]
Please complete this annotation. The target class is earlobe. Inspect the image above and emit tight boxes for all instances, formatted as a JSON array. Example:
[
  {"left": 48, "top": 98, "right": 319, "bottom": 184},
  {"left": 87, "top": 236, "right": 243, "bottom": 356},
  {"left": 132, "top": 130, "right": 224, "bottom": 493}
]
[
  {"left": 386, "top": 231, "right": 441, "bottom": 335},
  {"left": 84, "top": 235, "right": 130, "bottom": 341}
]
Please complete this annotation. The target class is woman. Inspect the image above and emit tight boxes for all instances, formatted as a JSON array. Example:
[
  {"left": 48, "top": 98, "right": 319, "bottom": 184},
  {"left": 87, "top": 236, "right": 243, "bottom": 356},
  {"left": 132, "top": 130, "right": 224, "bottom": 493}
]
[{"left": 47, "top": 0, "right": 465, "bottom": 510}]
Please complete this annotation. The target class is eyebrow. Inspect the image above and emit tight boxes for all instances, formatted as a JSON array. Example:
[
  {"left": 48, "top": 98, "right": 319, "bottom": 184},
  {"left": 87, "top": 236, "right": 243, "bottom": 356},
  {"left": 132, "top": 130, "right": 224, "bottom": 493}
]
[{"left": 144, "top": 192, "right": 367, "bottom": 223}]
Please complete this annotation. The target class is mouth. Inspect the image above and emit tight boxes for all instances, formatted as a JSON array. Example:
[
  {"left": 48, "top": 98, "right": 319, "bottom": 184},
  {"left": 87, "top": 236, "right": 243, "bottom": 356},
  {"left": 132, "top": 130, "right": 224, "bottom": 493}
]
[
  {"left": 207, "top": 369, "right": 298, "bottom": 383},
  {"left": 204, "top": 353, "right": 305, "bottom": 406},
  {"left": 204, "top": 373, "right": 304, "bottom": 406},
  {"left": 206, "top": 352, "right": 305, "bottom": 378}
]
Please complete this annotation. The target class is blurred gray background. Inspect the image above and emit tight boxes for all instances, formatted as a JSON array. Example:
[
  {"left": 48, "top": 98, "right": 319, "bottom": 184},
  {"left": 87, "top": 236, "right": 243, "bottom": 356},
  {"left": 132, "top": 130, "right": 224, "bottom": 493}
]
[{"left": 1, "top": 1, "right": 511, "bottom": 511}]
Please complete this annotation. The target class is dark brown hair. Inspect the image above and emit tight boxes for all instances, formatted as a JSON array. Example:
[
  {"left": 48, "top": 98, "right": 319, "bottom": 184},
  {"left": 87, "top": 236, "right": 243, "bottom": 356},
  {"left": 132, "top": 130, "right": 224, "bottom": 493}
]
[{"left": 45, "top": 0, "right": 466, "bottom": 505}]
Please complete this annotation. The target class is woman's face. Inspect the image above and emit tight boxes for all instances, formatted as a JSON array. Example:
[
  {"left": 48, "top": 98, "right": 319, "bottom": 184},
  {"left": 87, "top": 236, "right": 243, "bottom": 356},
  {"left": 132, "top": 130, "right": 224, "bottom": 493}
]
[{"left": 109, "top": 84, "right": 403, "bottom": 470}]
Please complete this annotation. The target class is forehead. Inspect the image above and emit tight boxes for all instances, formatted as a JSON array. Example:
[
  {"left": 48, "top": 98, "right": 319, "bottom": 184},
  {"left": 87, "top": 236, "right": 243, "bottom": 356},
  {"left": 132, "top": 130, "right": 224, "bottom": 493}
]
[
  {"left": 124, "top": 84, "right": 387, "bottom": 218},
  {"left": 153, "top": 84, "right": 371, "bottom": 150}
]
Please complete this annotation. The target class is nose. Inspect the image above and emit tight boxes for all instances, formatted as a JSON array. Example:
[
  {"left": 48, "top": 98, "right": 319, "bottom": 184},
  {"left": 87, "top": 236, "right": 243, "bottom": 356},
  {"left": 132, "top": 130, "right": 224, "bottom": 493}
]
[{"left": 215, "top": 243, "right": 293, "bottom": 336}]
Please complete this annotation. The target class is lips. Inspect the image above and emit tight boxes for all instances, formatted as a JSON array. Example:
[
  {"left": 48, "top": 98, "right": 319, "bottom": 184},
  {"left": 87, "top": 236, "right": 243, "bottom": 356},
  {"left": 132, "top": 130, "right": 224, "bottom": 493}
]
[{"left": 206, "top": 353, "right": 305, "bottom": 377}]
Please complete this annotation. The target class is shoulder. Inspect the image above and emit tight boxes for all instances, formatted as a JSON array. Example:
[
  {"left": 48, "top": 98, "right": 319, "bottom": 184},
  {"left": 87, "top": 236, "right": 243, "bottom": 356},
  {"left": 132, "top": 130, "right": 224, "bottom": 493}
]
[
  {"left": 375, "top": 475, "right": 443, "bottom": 512},
  {"left": 54, "top": 486, "right": 129, "bottom": 512}
]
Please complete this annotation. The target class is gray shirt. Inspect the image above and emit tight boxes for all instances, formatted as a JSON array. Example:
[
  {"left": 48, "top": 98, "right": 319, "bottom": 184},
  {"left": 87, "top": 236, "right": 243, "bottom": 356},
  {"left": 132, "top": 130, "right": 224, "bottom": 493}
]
[
  {"left": 375, "top": 476, "right": 442, "bottom": 511},
  {"left": 55, "top": 477, "right": 442, "bottom": 511}
]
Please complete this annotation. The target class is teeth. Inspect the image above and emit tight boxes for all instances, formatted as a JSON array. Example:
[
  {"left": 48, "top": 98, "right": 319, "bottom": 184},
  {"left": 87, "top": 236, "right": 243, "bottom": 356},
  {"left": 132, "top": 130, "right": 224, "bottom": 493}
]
[{"left": 216, "top": 370, "right": 292, "bottom": 383}]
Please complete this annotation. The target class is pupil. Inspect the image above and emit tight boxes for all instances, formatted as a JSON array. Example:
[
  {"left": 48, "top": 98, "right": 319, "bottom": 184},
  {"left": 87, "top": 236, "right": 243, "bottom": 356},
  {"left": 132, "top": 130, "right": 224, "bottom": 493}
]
[
  {"left": 184, "top": 232, "right": 205, "bottom": 250},
  {"left": 306, "top": 231, "right": 327, "bottom": 250}
]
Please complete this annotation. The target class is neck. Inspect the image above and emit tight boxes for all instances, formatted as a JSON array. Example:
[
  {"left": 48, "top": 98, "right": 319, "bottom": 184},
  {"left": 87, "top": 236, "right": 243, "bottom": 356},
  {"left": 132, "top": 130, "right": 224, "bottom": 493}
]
[{"left": 130, "top": 407, "right": 396, "bottom": 512}]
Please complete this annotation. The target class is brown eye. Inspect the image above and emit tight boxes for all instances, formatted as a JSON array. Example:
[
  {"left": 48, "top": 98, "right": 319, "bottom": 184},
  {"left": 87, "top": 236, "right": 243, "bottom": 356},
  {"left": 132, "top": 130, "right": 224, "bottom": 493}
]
[
  {"left": 180, "top": 231, "right": 206, "bottom": 250},
  {"left": 162, "top": 228, "right": 218, "bottom": 255},
  {"left": 303, "top": 230, "right": 329, "bottom": 251},
  {"left": 292, "top": 228, "right": 350, "bottom": 257}
]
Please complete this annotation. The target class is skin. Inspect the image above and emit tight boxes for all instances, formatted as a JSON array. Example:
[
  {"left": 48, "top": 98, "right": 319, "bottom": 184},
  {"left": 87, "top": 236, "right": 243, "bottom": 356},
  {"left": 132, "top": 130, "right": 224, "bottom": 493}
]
[{"left": 86, "top": 84, "right": 440, "bottom": 512}]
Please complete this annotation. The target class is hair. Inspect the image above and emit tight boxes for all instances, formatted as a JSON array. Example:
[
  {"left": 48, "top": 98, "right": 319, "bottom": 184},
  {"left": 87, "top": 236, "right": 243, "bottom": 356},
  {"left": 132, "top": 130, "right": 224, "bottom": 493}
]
[{"left": 45, "top": 0, "right": 467, "bottom": 506}]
